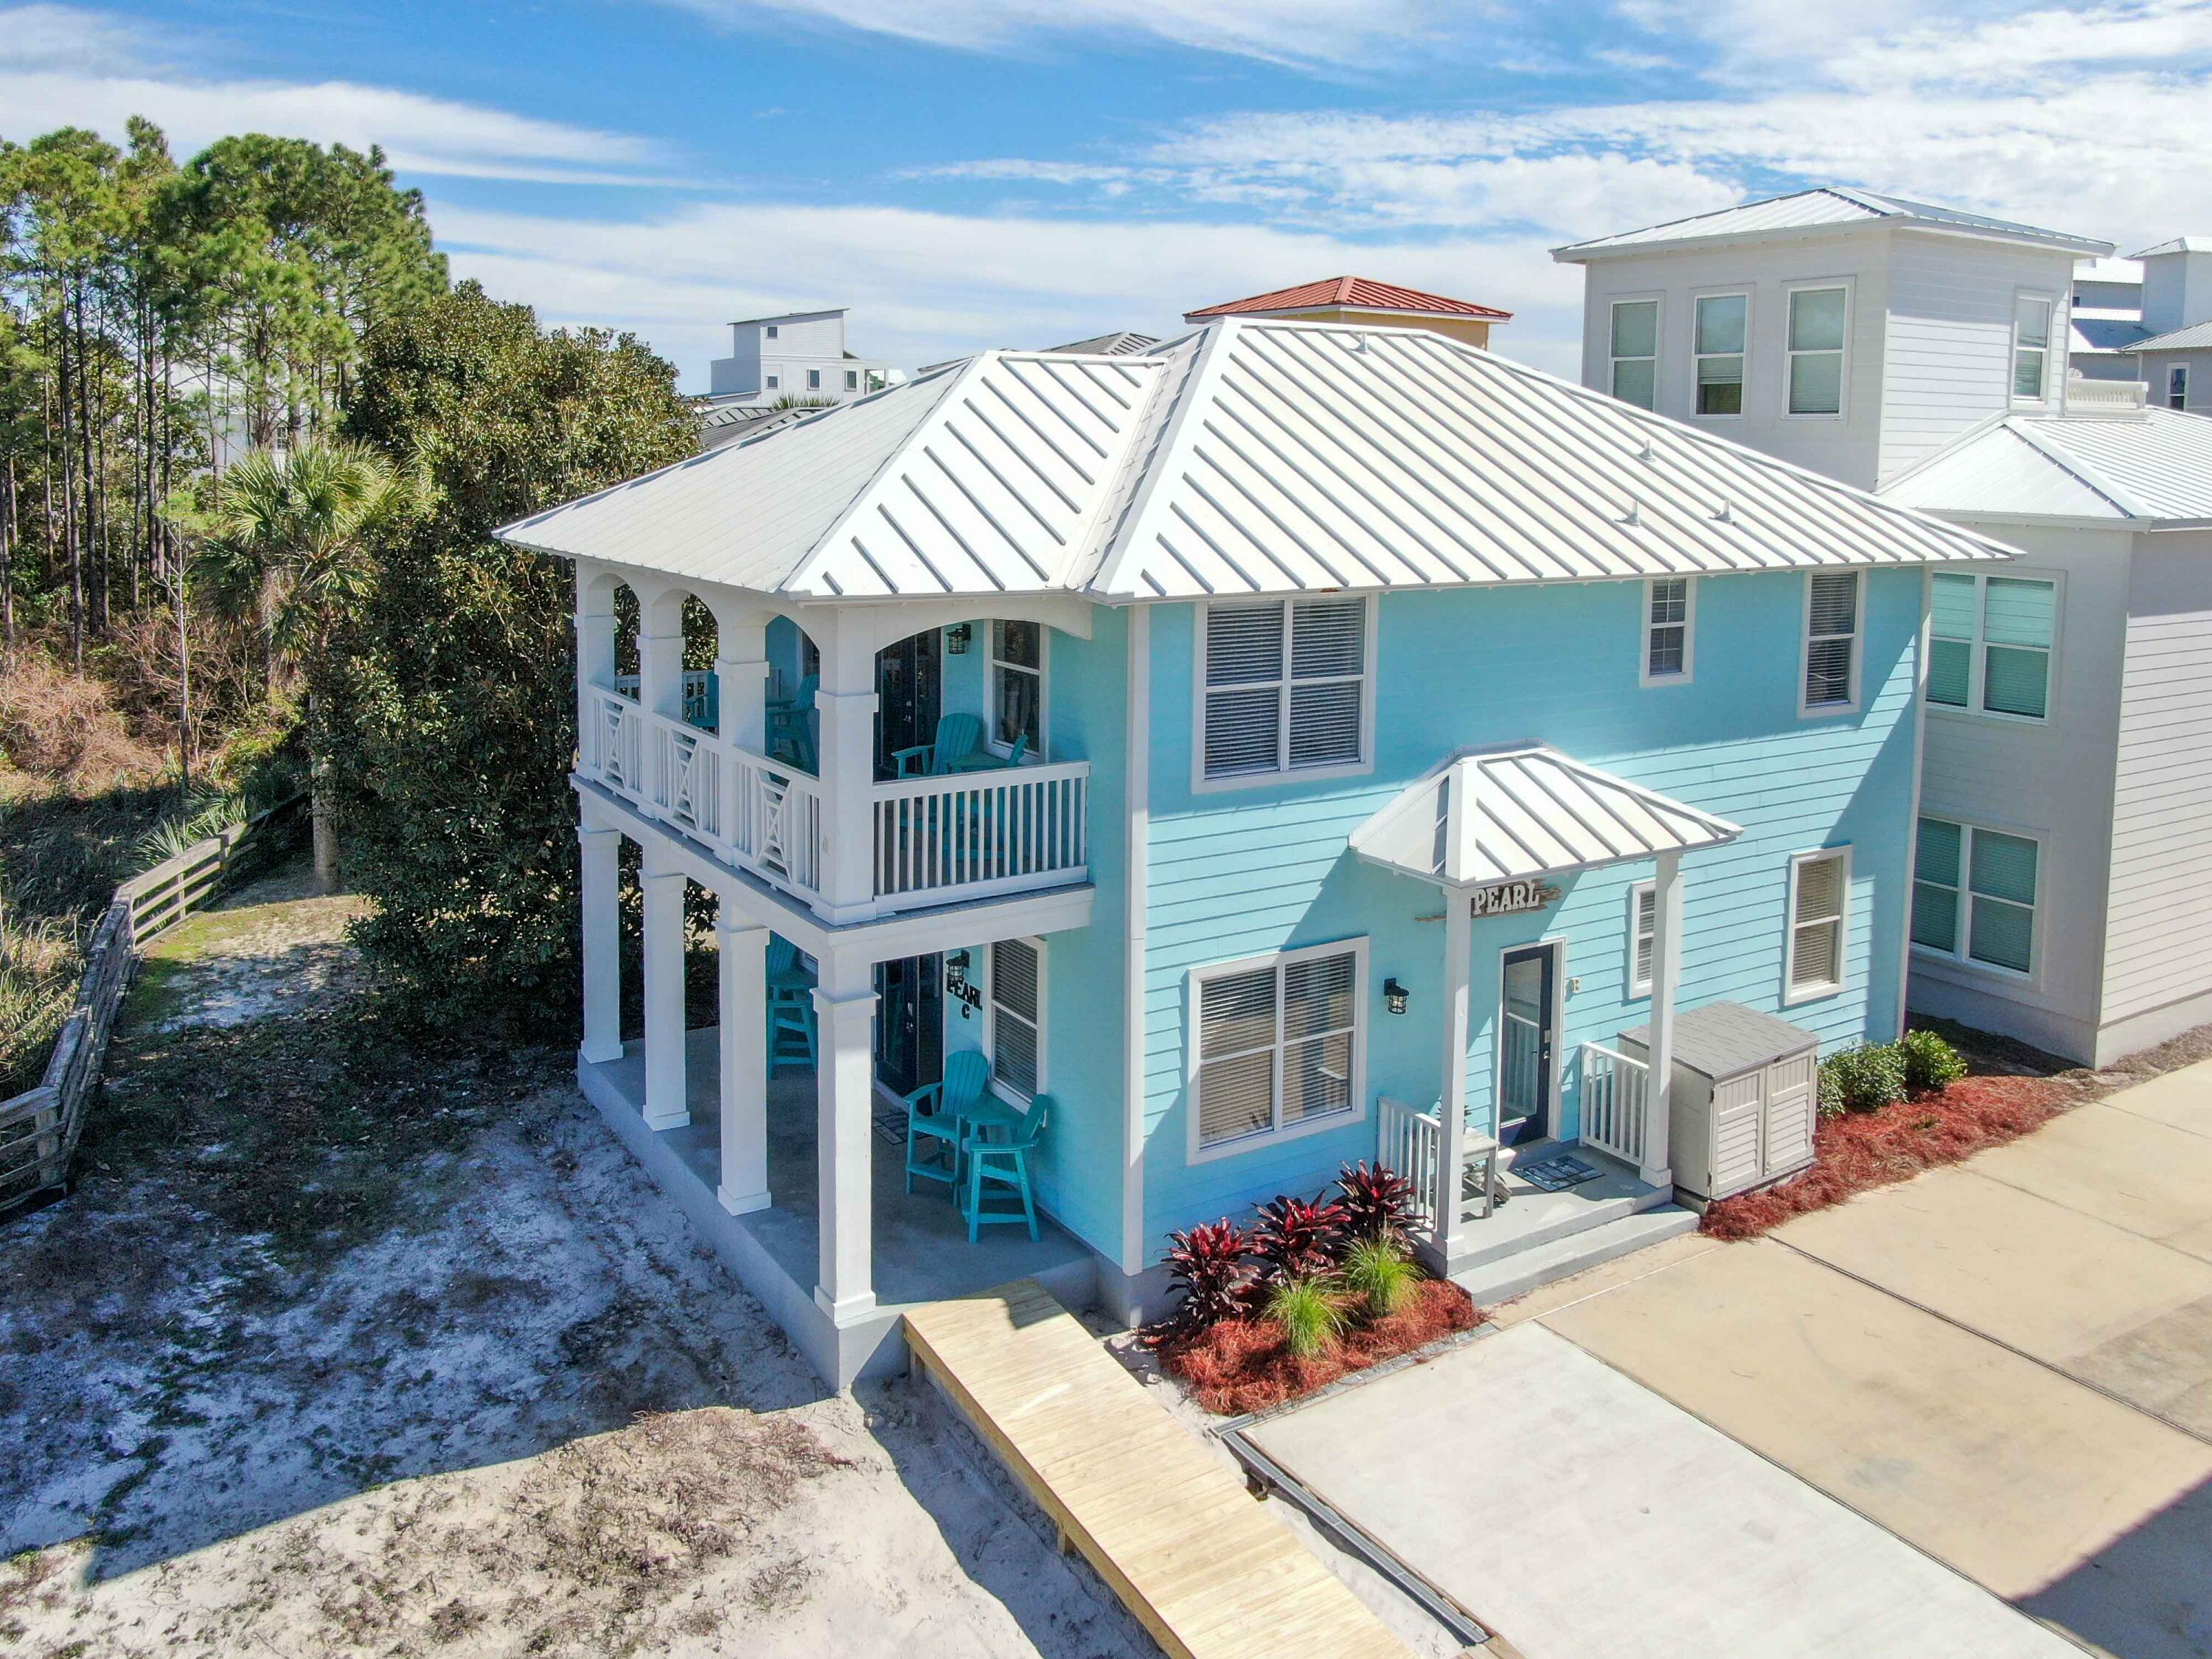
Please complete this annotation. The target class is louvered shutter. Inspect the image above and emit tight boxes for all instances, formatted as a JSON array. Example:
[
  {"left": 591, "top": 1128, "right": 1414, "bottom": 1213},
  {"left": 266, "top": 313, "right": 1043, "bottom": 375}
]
[
  {"left": 1634, "top": 885, "right": 1656, "bottom": 990},
  {"left": 990, "top": 939, "right": 1041, "bottom": 1096}
]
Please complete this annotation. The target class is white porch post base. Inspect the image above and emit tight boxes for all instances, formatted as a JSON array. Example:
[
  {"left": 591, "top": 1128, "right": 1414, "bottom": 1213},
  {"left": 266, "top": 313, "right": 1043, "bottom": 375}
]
[
  {"left": 1434, "top": 894, "right": 1472, "bottom": 1263},
  {"left": 814, "top": 952, "right": 878, "bottom": 1324},
  {"left": 640, "top": 852, "right": 689, "bottom": 1131},
  {"left": 813, "top": 1286, "right": 879, "bottom": 1324},
  {"left": 577, "top": 822, "right": 624, "bottom": 1065},
  {"left": 1641, "top": 851, "right": 1683, "bottom": 1190},
  {"left": 715, "top": 911, "right": 771, "bottom": 1216}
]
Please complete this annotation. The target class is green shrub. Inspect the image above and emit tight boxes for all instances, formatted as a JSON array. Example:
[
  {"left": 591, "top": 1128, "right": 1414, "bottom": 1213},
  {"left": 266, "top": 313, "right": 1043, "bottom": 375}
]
[
  {"left": 1819, "top": 1043, "right": 1908, "bottom": 1116},
  {"left": 1266, "top": 1276, "right": 1345, "bottom": 1359},
  {"left": 1897, "top": 1028, "right": 1968, "bottom": 1094},
  {"left": 1340, "top": 1237, "right": 1419, "bottom": 1320}
]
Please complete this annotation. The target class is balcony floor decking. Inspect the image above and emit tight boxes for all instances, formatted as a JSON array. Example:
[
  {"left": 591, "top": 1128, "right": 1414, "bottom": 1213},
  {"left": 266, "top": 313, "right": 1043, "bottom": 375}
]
[{"left": 578, "top": 1030, "right": 1099, "bottom": 1385}]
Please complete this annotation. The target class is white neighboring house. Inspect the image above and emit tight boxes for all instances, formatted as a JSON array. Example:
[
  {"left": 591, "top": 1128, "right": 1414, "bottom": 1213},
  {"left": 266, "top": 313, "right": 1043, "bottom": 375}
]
[
  {"left": 2129, "top": 238, "right": 2212, "bottom": 414},
  {"left": 2070, "top": 254, "right": 2148, "bottom": 384},
  {"left": 1559, "top": 187, "right": 2212, "bottom": 1067},
  {"left": 707, "top": 307, "right": 902, "bottom": 405}
]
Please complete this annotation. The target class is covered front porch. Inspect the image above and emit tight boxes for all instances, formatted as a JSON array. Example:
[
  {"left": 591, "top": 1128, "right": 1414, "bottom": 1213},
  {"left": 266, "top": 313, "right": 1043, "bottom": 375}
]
[{"left": 578, "top": 1030, "right": 1095, "bottom": 1385}]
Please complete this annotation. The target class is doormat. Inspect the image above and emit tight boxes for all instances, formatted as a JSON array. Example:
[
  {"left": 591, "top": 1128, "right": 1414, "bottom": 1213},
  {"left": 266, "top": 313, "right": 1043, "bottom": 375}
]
[
  {"left": 1514, "top": 1153, "right": 1604, "bottom": 1192},
  {"left": 872, "top": 1106, "right": 908, "bottom": 1146}
]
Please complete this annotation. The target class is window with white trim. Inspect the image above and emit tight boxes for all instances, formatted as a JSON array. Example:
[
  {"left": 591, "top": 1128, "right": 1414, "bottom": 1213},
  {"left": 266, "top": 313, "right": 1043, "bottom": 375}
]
[
  {"left": 1913, "top": 816, "right": 2039, "bottom": 975},
  {"left": 987, "top": 938, "right": 1044, "bottom": 1099},
  {"left": 2012, "top": 295, "right": 2053, "bottom": 401},
  {"left": 1929, "top": 571, "right": 2056, "bottom": 721},
  {"left": 845, "top": 369, "right": 859, "bottom": 391},
  {"left": 807, "top": 368, "right": 821, "bottom": 389},
  {"left": 1193, "top": 944, "right": 1363, "bottom": 1153},
  {"left": 1627, "top": 880, "right": 1656, "bottom": 997},
  {"left": 1200, "top": 597, "right": 1370, "bottom": 782},
  {"left": 765, "top": 374, "right": 779, "bottom": 389},
  {"left": 765, "top": 324, "right": 779, "bottom": 338},
  {"left": 1694, "top": 293, "right": 1747, "bottom": 415},
  {"left": 989, "top": 619, "right": 1043, "bottom": 757},
  {"left": 2170, "top": 365, "right": 2189, "bottom": 411},
  {"left": 1786, "top": 849, "right": 1849, "bottom": 1001},
  {"left": 1787, "top": 286, "right": 1847, "bottom": 416},
  {"left": 1610, "top": 299, "right": 1658, "bottom": 409},
  {"left": 1643, "top": 577, "right": 1693, "bottom": 684},
  {"left": 1802, "top": 571, "right": 1861, "bottom": 713}
]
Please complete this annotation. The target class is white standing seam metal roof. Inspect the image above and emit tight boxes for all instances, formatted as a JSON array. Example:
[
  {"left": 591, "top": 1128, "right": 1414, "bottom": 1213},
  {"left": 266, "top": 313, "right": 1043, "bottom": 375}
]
[
  {"left": 1553, "top": 187, "right": 2110, "bottom": 262},
  {"left": 496, "top": 319, "right": 2017, "bottom": 601},
  {"left": 1350, "top": 745, "right": 1745, "bottom": 888},
  {"left": 1882, "top": 409, "right": 2212, "bottom": 524}
]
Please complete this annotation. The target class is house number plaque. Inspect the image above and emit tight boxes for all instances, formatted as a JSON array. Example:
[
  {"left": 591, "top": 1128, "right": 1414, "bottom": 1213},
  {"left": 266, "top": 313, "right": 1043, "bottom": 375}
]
[{"left": 1470, "top": 879, "right": 1561, "bottom": 917}]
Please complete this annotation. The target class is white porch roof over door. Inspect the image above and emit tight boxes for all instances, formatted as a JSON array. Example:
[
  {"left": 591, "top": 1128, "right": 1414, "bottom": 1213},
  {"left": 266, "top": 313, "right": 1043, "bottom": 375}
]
[{"left": 1349, "top": 743, "right": 1743, "bottom": 888}]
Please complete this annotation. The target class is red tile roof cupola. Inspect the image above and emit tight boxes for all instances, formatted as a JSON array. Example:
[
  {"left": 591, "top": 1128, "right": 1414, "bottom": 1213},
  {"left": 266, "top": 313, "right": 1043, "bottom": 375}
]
[{"left": 1184, "top": 276, "right": 1512, "bottom": 322}]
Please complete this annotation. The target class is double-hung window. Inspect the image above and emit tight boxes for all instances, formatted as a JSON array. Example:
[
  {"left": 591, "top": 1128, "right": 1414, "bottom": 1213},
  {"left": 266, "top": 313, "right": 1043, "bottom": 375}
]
[
  {"left": 1642, "top": 577, "right": 1694, "bottom": 684},
  {"left": 807, "top": 368, "right": 822, "bottom": 389},
  {"left": 987, "top": 938, "right": 1044, "bottom": 1099},
  {"left": 2013, "top": 296, "right": 2053, "bottom": 402},
  {"left": 989, "top": 619, "right": 1044, "bottom": 757},
  {"left": 1694, "top": 293, "right": 1747, "bottom": 415},
  {"left": 1786, "top": 286, "right": 1847, "bottom": 416},
  {"left": 1610, "top": 299, "right": 1659, "bottom": 409},
  {"left": 1801, "top": 571, "right": 1861, "bottom": 714},
  {"left": 1192, "top": 942, "right": 1364, "bottom": 1156},
  {"left": 2171, "top": 365, "right": 2190, "bottom": 411},
  {"left": 1627, "top": 880, "right": 1657, "bottom": 997},
  {"left": 1785, "top": 849, "right": 1849, "bottom": 1002},
  {"left": 1929, "top": 572, "right": 2056, "bottom": 721},
  {"left": 1913, "top": 817, "right": 2038, "bottom": 975},
  {"left": 1200, "top": 597, "right": 1370, "bottom": 784}
]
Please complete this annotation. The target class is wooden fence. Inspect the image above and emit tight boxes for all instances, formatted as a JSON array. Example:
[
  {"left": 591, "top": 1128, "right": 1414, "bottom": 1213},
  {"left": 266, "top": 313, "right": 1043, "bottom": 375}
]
[{"left": 0, "top": 793, "right": 307, "bottom": 1213}]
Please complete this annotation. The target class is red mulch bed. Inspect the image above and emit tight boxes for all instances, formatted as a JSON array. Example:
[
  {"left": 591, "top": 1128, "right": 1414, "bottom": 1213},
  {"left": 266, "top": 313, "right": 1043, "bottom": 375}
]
[
  {"left": 1156, "top": 1279, "right": 1482, "bottom": 1416},
  {"left": 1700, "top": 1073, "right": 2069, "bottom": 1239}
]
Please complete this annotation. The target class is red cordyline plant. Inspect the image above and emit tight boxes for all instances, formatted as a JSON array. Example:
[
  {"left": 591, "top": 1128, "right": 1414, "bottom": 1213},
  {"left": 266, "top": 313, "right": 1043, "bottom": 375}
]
[
  {"left": 1159, "top": 1218, "right": 1253, "bottom": 1335},
  {"left": 1335, "top": 1161, "right": 1418, "bottom": 1245},
  {"left": 1251, "top": 1192, "right": 1346, "bottom": 1282}
]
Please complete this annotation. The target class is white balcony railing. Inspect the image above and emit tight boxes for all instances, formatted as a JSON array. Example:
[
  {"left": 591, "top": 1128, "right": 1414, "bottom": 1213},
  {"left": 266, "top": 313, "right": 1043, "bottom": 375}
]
[
  {"left": 1379, "top": 1096, "right": 1443, "bottom": 1232},
  {"left": 1580, "top": 1042, "right": 1650, "bottom": 1168},
  {"left": 581, "top": 684, "right": 1088, "bottom": 921}
]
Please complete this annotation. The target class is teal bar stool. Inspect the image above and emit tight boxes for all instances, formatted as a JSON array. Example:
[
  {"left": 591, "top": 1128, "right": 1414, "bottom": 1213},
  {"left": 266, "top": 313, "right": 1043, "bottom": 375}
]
[
  {"left": 903, "top": 1051, "right": 988, "bottom": 1195},
  {"left": 768, "top": 1001, "right": 816, "bottom": 1076},
  {"left": 961, "top": 1093, "right": 1049, "bottom": 1242},
  {"left": 765, "top": 935, "right": 813, "bottom": 1007}
]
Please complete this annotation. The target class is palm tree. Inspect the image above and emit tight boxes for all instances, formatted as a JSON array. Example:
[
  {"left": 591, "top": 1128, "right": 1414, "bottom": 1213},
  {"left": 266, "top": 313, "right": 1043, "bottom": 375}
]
[{"left": 197, "top": 439, "right": 409, "bottom": 894}]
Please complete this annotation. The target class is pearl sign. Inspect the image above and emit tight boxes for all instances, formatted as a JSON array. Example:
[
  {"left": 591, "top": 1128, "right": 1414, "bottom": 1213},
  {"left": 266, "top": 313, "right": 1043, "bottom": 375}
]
[{"left": 1470, "top": 879, "right": 1561, "bottom": 917}]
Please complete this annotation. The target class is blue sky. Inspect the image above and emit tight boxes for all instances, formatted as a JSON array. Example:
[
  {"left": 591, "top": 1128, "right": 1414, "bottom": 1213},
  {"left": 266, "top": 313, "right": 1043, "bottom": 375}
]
[{"left": 10, "top": 0, "right": 2212, "bottom": 387}]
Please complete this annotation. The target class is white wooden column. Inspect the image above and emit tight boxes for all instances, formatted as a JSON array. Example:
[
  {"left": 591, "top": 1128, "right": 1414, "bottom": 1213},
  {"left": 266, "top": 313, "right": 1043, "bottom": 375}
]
[
  {"left": 639, "top": 846, "right": 689, "bottom": 1130},
  {"left": 637, "top": 627, "right": 686, "bottom": 719},
  {"left": 1643, "top": 851, "right": 1682, "bottom": 1191},
  {"left": 716, "top": 620, "right": 770, "bottom": 751},
  {"left": 578, "top": 822, "right": 623, "bottom": 1064},
  {"left": 812, "top": 611, "right": 880, "bottom": 925},
  {"left": 574, "top": 573, "right": 616, "bottom": 773},
  {"left": 1433, "top": 890, "right": 1472, "bottom": 1265},
  {"left": 813, "top": 949, "right": 877, "bottom": 1324},
  {"left": 715, "top": 911, "right": 771, "bottom": 1215}
]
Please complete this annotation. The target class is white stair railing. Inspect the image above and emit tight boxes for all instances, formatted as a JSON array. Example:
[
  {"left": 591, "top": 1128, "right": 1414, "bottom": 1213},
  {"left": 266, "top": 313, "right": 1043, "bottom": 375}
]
[
  {"left": 1580, "top": 1042, "right": 1650, "bottom": 1168},
  {"left": 1378, "top": 1096, "right": 1442, "bottom": 1232}
]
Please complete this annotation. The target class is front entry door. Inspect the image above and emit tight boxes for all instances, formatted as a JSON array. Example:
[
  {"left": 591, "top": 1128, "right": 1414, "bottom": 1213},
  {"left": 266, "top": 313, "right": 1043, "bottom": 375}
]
[
  {"left": 874, "top": 631, "right": 942, "bottom": 782},
  {"left": 1498, "top": 944, "right": 1557, "bottom": 1146},
  {"left": 874, "top": 954, "right": 944, "bottom": 1099}
]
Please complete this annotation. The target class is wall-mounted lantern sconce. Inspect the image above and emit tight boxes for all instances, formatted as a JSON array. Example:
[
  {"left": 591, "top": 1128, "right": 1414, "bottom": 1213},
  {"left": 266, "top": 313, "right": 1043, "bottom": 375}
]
[
  {"left": 1383, "top": 977, "right": 1409, "bottom": 1016},
  {"left": 945, "top": 950, "right": 972, "bottom": 992},
  {"left": 945, "top": 622, "right": 972, "bottom": 655}
]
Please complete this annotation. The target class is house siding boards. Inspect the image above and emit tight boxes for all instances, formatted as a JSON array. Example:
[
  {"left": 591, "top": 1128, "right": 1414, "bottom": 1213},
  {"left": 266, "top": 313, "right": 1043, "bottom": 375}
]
[{"left": 1133, "top": 569, "right": 1919, "bottom": 1259}]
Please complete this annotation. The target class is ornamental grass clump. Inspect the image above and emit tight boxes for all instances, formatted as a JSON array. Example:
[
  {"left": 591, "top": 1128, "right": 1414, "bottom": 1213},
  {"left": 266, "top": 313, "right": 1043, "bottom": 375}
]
[
  {"left": 1340, "top": 1235, "right": 1419, "bottom": 1320},
  {"left": 1265, "top": 1276, "right": 1345, "bottom": 1360}
]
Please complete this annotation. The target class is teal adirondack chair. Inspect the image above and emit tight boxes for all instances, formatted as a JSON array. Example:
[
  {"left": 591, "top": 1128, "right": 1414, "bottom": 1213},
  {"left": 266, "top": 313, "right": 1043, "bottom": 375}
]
[
  {"left": 767, "top": 674, "right": 818, "bottom": 771},
  {"left": 892, "top": 712, "right": 991, "bottom": 777},
  {"left": 961, "top": 1093, "right": 1048, "bottom": 1242},
  {"left": 903, "top": 1049, "right": 990, "bottom": 1195}
]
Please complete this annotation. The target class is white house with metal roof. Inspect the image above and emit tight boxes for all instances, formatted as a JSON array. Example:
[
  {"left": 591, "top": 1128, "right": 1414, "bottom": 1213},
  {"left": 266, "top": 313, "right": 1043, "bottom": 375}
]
[
  {"left": 498, "top": 316, "right": 2011, "bottom": 1385},
  {"left": 706, "top": 307, "right": 902, "bottom": 406}
]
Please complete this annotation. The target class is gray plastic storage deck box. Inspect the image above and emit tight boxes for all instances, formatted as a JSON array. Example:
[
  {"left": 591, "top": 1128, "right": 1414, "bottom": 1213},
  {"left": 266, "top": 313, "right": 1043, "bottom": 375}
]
[{"left": 1619, "top": 1001, "right": 1820, "bottom": 1208}]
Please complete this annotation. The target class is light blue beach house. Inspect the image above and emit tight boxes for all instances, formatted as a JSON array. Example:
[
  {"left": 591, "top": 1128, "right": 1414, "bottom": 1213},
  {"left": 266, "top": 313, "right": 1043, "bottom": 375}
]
[{"left": 495, "top": 318, "right": 2009, "bottom": 1385}]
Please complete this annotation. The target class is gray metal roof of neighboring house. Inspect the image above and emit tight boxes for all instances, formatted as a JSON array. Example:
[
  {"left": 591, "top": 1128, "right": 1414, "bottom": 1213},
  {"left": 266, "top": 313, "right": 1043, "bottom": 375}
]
[
  {"left": 1881, "top": 408, "right": 2212, "bottom": 524},
  {"left": 1350, "top": 744, "right": 1744, "bottom": 888},
  {"left": 695, "top": 400, "right": 824, "bottom": 451},
  {"left": 2131, "top": 237, "right": 2212, "bottom": 257},
  {"left": 498, "top": 318, "right": 2018, "bottom": 601},
  {"left": 1045, "top": 330, "right": 1161, "bottom": 356},
  {"left": 2131, "top": 320, "right": 2212, "bottom": 353},
  {"left": 1621, "top": 1001, "right": 1820, "bottom": 1079},
  {"left": 2071, "top": 313, "right": 2154, "bottom": 355},
  {"left": 1554, "top": 187, "right": 2111, "bottom": 261}
]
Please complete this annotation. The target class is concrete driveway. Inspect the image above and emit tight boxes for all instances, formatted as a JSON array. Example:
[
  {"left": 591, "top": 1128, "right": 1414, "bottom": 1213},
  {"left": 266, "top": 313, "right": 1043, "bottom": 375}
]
[{"left": 1256, "top": 1059, "right": 2212, "bottom": 1658}]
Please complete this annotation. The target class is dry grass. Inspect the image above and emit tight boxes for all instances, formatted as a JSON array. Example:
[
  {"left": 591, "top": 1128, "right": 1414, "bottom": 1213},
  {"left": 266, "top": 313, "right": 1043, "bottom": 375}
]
[
  {"left": 0, "top": 648, "right": 170, "bottom": 794},
  {"left": 1159, "top": 1278, "right": 1481, "bottom": 1416}
]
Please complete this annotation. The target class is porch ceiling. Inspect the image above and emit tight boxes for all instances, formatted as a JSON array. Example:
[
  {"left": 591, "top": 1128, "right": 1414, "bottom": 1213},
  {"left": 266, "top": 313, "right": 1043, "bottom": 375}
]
[{"left": 1349, "top": 743, "right": 1743, "bottom": 888}]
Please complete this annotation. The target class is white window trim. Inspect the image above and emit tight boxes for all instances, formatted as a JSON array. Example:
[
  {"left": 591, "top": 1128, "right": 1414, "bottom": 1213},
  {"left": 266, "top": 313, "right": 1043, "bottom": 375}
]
[
  {"left": 1910, "top": 815, "right": 2044, "bottom": 984},
  {"left": 1608, "top": 293, "right": 1662, "bottom": 411},
  {"left": 1185, "top": 937, "right": 1369, "bottom": 1165},
  {"left": 981, "top": 936, "right": 1047, "bottom": 1107},
  {"left": 986, "top": 620, "right": 1048, "bottom": 761},
  {"left": 1691, "top": 288, "right": 1752, "bottom": 420},
  {"left": 765, "top": 374, "right": 779, "bottom": 389},
  {"left": 1926, "top": 568, "right": 2063, "bottom": 728},
  {"left": 765, "top": 324, "right": 779, "bottom": 338},
  {"left": 2011, "top": 288, "right": 2057, "bottom": 406},
  {"left": 1798, "top": 568, "right": 1864, "bottom": 720},
  {"left": 1783, "top": 846, "right": 1852, "bottom": 1007},
  {"left": 2170, "top": 364, "right": 2189, "bottom": 411},
  {"left": 1626, "top": 880, "right": 1656, "bottom": 998},
  {"left": 1189, "top": 596, "right": 1379, "bottom": 796},
  {"left": 807, "top": 368, "right": 822, "bottom": 389},
  {"left": 1781, "top": 279, "right": 1851, "bottom": 422},
  {"left": 1639, "top": 574, "right": 1697, "bottom": 688},
  {"left": 844, "top": 369, "right": 859, "bottom": 391}
]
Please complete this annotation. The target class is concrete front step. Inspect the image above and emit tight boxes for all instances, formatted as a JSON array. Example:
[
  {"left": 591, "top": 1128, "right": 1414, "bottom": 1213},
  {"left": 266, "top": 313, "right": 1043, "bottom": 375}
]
[
  {"left": 1450, "top": 1205, "right": 1701, "bottom": 1307},
  {"left": 1449, "top": 1167, "right": 1674, "bottom": 1273}
]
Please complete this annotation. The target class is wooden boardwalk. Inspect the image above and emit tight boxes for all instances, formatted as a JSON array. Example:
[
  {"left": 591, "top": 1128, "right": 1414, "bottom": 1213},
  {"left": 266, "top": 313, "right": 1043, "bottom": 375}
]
[{"left": 904, "top": 1280, "right": 1413, "bottom": 1658}]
